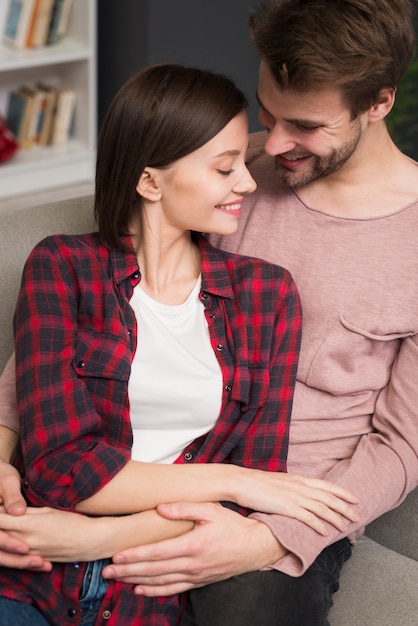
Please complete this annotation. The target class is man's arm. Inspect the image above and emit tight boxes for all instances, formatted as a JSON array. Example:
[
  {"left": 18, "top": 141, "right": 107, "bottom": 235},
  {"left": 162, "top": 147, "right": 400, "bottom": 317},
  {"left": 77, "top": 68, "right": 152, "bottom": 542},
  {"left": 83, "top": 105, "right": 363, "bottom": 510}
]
[
  {"left": 0, "top": 354, "right": 19, "bottom": 437},
  {"left": 253, "top": 333, "right": 418, "bottom": 576},
  {"left": 0, "top": 352, "right": 28, "bottom": 516}
]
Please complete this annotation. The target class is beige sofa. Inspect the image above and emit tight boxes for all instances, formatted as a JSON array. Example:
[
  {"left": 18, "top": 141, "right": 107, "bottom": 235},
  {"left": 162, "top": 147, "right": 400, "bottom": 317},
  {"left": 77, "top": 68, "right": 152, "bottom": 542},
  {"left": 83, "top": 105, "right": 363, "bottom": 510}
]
[{"left": 1, "top": 196, "right": 417, "bottom": 624}]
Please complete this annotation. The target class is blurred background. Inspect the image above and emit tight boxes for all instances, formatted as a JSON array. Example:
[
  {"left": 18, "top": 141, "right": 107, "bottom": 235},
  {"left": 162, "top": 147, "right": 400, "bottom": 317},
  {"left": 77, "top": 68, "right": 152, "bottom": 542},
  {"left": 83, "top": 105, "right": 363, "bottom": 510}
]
[
  {"left": 98, "top": 0, "right": 418, "bottom": 159},
  {"left": 98, "top": 0, "right": 263, "bottom": 133}
]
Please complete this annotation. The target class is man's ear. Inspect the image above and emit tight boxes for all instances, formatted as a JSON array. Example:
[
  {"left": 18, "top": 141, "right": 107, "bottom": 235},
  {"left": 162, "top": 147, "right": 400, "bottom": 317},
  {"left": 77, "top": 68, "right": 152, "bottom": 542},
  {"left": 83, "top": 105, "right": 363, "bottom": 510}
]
[
  {"left": 368, "top": 87, "right": 396, "bottom": 121},
  {"left": 136, "top": 168, "right": 162, "bottom": 201}
]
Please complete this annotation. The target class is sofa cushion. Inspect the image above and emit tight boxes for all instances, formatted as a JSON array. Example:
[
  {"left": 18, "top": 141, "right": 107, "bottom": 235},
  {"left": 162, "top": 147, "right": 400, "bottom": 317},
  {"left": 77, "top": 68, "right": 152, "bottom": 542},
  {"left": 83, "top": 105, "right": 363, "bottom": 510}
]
[
  {"left": 0, "top": 196, "right": 95, "bottom": 370},
  {"left": 329, "top": 535, "right": 418, "bottom": 625}
]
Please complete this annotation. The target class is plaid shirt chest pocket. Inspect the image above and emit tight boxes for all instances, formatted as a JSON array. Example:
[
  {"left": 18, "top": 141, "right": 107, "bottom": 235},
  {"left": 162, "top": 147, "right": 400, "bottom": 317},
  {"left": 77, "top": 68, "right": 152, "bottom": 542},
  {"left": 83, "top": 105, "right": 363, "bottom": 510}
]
[
  {"left": 231, "top": 363, "right": 270, "bottom": 410},
  {"left": 72, "top": 329, "right": 132, "bottom": 381}
]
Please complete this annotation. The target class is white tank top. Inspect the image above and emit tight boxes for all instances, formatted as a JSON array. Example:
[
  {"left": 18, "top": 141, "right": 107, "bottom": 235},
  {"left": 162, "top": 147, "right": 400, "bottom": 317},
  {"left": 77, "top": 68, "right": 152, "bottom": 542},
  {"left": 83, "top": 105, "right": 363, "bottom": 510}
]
[{"left": 128, "top": 276, "right": 223, "bottom": 463}]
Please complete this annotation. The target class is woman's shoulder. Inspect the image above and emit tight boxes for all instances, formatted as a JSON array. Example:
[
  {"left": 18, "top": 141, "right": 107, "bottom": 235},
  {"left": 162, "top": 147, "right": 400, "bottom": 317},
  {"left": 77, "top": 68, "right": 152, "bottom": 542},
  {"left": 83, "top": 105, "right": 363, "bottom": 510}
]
[
  {"left": 24, "top": 232, "right": 105, "bottom": 275},
  {"left": 29, "top": 232, "right": 101, "bottom": 258}
]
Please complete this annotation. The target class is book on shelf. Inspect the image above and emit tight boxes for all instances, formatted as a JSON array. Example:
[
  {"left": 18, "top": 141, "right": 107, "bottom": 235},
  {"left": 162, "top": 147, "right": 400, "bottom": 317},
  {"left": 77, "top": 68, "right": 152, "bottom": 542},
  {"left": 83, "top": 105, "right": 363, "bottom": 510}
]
[
  {"left": 2, "top": 0, "right": 38, "bottom": 48},
  {"left": 36, "top": 83, "right": 59, "bottom": 145},
  {"left": 47, "top": 0, "right": 73, "bottom": 45},
  {"left": 24, "top": 0, "right": 41, "bottom": 47},
  {"left": 27, "top": 0, "right": 55, "bottom": 47},
  {"left": 5, "top": 83, "right": 76, "bottom": 149},
  {"left": 5, "top": 89, "right": 28, "bottom": 141},
  {"left": 3, "top": 0, "right": 74, "bottom": 48},
  {"left": 19, "top": 85, "right": 42, "bottom": 148},
  {"left": 5, "top": 86, "right": 35, "bottom": 147},
  {"left": 51, "top": 86, "right": 76, "bottom": 145}
]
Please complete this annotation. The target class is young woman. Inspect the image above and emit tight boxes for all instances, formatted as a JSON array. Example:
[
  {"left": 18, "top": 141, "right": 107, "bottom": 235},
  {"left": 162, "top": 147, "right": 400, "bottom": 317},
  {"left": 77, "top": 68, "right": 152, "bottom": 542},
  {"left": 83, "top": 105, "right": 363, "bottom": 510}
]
[{"left": 0, "top": 64, "right": 357, "bottom": 626}]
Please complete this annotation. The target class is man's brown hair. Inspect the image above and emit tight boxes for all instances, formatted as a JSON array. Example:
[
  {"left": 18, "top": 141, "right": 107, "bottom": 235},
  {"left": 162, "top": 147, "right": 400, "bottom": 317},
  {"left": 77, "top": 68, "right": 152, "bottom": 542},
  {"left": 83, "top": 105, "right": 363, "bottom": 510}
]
[{"left": 249, "top": 0, "right": 416, "bottom": 117}]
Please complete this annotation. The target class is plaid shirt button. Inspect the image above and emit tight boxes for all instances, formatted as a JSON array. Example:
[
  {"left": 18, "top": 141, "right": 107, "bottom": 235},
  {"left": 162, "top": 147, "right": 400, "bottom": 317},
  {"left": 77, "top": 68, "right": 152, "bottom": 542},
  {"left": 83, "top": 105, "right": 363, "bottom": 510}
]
[
  {"left": 184, "top": 452, "right": 193, "bottom": 461},
  {"left": 102, "top": 610, "right": 111, "bottom": 620}
]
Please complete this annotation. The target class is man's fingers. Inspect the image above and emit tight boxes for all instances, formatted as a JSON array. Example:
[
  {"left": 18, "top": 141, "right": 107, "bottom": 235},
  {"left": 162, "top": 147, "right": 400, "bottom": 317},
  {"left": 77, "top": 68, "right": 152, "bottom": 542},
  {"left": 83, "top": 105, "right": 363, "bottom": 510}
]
[
  {"left": 157, "top": 501, "right": 216, "bottom": 521},
  {"left": 107, "top": 502, "right": 216, "bottom": 569},
  {"left": 134, "top": 582, "right": 196, "bottom": 597},
  {"left": 103, "top": 556, "right": 190, "bottom": 582},
  {"left": 2, "top": 498, "right": 27, "bottom": 516},
  {"left": 108, "top": 533, "right": 193, "bottom": 571}
]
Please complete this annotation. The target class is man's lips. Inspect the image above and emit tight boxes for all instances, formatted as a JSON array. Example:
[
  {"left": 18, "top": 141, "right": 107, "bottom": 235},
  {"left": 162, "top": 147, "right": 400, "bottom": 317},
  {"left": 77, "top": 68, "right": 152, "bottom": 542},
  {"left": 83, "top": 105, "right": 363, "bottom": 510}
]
[{"left": 276, "top": 154, "right": 312, "bottom": 169}]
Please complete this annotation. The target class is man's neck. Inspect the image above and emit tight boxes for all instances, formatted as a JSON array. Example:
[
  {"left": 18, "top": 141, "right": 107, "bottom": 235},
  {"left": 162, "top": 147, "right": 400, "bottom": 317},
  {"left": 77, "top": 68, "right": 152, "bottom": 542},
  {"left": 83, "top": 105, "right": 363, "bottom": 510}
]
[{"left": 296, "top": 126, "right": 418, "bottom": 219}]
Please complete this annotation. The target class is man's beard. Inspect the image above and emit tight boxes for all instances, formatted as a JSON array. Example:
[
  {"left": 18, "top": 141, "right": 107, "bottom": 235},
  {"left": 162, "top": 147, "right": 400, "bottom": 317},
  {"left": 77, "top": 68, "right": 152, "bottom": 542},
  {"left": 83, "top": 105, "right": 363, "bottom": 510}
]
[{"left": 275, "top": 120, "right": 362, "bottom": 188}]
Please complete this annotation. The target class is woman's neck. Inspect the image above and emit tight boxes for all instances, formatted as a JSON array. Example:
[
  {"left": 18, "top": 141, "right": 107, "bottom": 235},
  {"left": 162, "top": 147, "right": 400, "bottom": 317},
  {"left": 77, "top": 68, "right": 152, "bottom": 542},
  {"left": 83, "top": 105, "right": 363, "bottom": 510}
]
[{"left": 131, "top": 227, "right": 201, "bottom": 306}]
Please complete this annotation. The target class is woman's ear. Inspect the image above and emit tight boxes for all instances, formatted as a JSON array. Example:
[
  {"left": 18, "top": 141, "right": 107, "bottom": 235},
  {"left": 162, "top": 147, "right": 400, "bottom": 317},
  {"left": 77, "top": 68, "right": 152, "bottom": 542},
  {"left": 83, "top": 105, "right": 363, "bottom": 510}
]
[{"left": 136, "top": 168, "right": 162, "bottom": 201}]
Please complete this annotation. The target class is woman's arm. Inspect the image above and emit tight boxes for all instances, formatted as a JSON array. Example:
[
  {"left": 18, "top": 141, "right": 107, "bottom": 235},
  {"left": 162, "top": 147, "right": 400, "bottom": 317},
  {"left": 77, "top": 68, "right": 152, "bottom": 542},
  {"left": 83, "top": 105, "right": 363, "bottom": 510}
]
[
  {"left": 0, "top": 507, "right": 193, "bottom": 563},
  {"left": 75, "top": 460, "right": 358, "bottom": 535}
]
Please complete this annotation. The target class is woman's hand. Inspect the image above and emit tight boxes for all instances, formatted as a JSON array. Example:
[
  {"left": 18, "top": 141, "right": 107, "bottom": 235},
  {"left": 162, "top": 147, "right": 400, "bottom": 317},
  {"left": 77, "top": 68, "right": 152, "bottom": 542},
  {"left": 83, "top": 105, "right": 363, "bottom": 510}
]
[
  {"left": 0, "top": 506, "right": 194, "bottom": 563},
  {"left": 234, "top": 470, "right": 359, "bottom": 535},
  {"left": 0, "top": 507, "right": 103, "bottom": 562}
]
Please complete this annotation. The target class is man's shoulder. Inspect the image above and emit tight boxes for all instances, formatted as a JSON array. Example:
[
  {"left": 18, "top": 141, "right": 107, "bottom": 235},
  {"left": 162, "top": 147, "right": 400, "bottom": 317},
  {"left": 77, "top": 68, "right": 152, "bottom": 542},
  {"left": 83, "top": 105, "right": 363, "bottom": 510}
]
[{"left": 201, "top": 233, "right": 293, "bottom": 284}]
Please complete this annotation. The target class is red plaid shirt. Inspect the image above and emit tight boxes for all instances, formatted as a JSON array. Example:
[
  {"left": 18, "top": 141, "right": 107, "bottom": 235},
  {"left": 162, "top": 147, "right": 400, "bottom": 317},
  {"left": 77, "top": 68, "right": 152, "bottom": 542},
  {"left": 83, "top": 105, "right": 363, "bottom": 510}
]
[{"left": 0, "top": 232, "right": 301, "bottom": 625}]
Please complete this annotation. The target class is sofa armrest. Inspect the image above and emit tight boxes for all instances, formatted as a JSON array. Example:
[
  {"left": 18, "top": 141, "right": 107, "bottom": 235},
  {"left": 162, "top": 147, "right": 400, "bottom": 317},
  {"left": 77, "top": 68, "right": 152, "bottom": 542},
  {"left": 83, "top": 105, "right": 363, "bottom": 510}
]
[{"left": 365, "top": 486, "right": 418, "bottom": 560}]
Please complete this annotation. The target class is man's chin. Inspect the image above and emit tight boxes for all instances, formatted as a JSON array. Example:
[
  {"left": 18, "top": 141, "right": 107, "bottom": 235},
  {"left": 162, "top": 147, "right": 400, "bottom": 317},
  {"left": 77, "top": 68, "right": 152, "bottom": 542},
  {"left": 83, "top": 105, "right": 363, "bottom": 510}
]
[{"left": 274, "top": 166, "right": 315, "bottom": 188}]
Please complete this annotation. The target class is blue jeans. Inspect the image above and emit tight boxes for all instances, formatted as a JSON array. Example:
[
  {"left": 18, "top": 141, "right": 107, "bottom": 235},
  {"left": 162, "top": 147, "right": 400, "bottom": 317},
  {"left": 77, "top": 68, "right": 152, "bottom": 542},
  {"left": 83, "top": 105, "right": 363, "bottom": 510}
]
[
  {"left": 79, "top": 558, "right": 111, "bottom": 626},
  {"left": 0, "top": 558, "right": 110, "bottom": 626},
  {"left": 0, "top": 598, "right": 50, "bottom": 626},
  {"left": 180, "top": 538, "right": 352, "bottom": 626}
]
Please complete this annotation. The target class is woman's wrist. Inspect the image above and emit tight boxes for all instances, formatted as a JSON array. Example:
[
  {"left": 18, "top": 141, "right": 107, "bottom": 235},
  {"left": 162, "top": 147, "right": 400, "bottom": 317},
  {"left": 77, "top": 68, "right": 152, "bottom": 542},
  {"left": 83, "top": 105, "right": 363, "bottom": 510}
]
[{"left": 218, "top": 463, "right": 248, "bottom": 505}]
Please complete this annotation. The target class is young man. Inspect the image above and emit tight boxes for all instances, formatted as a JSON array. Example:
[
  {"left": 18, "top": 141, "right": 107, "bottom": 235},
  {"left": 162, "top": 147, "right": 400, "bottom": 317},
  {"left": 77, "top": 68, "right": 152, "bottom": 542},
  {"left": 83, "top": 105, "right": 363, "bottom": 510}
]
[{"left": 0, "top": 1, "right": 417, "bottom": 624}]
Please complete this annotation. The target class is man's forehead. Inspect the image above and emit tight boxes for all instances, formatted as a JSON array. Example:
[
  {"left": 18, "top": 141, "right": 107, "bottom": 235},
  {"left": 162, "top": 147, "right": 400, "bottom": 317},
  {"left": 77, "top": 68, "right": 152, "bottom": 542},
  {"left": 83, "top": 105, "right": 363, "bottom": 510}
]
[
  {"left": 257, "top": 60, "right": 346, "bottom": 106},
  {"left": 256, "top": 78, "right": 348, "bottom": 122}
]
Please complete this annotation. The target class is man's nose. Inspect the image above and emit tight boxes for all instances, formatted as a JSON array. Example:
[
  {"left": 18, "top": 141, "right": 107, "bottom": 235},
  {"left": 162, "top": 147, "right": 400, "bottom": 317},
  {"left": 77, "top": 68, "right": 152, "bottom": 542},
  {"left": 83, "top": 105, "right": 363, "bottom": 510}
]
[{"left": 264, "top": 125, "right": 297, "bottom": 156}]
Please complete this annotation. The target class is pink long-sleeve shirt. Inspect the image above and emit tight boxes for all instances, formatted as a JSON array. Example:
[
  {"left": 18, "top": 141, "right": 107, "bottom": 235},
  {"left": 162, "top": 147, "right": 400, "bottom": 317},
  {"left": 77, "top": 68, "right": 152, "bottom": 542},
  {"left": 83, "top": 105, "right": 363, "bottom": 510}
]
[{"left": 209, "top": 132, "right": 418, "bottom": 575}]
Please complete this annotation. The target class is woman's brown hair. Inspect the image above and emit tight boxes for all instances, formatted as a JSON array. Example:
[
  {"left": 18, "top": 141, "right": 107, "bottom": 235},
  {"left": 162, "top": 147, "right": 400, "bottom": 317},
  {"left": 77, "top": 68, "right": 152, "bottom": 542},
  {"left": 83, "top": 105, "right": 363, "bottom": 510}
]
[{"left": 94, "top": 64, "right": 248, "bottom": 250}]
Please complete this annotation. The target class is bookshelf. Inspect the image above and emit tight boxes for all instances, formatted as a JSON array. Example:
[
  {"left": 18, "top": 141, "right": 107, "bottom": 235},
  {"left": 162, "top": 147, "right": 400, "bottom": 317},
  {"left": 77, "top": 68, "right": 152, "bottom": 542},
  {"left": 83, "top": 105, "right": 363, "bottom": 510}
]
[{"left": 0, "top": 0, "right": 96, "bottom": 200}]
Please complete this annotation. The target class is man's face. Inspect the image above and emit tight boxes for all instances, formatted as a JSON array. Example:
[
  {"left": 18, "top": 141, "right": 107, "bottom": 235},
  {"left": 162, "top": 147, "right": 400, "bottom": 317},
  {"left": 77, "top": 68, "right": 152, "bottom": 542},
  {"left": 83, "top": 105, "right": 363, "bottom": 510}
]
[{"left": 257, "top": 61, "right": 365, "bottom": 187}]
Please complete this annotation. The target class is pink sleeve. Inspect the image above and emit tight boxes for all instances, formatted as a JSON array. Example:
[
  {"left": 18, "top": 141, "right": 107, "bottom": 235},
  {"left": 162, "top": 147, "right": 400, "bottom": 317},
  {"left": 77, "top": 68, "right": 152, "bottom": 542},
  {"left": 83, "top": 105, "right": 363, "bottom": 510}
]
[
  {"left": 252, "top": 334, "right": 418, "bottom": 576},
  {"left": 0, "top": 353, "right": 19, "bottom": 433}
]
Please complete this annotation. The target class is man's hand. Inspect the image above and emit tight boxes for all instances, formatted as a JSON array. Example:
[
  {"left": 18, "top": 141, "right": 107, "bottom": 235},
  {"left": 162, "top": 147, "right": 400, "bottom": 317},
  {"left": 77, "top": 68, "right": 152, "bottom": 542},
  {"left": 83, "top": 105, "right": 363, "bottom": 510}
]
[
  {"left": 102, "top": 501, "right": 287, "bottom": 596},
  {"left": 0, "top": 457, "right": 26, "bottom": 516}
]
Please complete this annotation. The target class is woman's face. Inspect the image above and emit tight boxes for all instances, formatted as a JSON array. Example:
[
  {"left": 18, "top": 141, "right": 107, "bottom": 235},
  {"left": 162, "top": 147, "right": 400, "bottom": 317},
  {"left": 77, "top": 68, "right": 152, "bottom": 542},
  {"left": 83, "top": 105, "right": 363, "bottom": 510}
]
[{"left": 146, "top": 112, "right": 257, "bottom": 236}]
